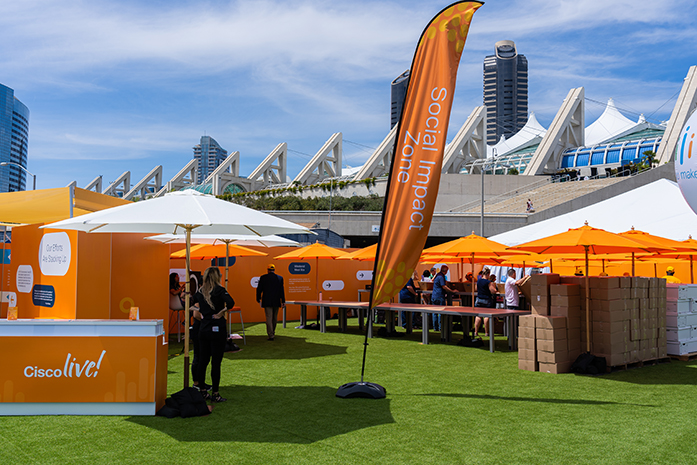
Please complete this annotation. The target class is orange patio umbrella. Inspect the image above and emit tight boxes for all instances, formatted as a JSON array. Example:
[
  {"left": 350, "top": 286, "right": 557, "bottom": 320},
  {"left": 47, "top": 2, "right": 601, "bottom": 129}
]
[
  {"left": 421, "top": 232, "right": 527, "bottom": 311},
  {"left": 617, "top": 227, "right": 681, "bottom": 276},
  {"left": 171, "top": 243, "right": 267, "bottom": 291},
  {"left": 275, "top": 243, "right": 346, "bottom": 299},
  {"left": 641, "top": 235, "right": 697, "bottom": 283},
  {"left": 508, "top": 222, "right": 651, "bottom": 353},
  {"left": 337, "top": 243, "right": 378, "bottom": 261}
]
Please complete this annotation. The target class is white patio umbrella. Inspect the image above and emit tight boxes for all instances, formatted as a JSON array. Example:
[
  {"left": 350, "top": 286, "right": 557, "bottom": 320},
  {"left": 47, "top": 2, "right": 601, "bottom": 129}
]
[{"left": 42, "top": 189, "right": 310, "bottom": 388}]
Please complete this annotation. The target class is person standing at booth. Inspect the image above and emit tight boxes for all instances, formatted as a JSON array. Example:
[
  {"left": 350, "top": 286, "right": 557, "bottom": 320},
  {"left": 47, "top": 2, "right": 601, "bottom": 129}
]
[
  {"left": 474, "top": 267, "right": 495, "bottom": 338},
  {"left": 432, "top": 265, "right": 455, "bottom": 331},
  {"left": 257, "top": 264, "right": 286, "bottom": 341},
  {"left": 504, "top": 269, "right": 525, "bottom": 310},
  {"left": 192, "top": 266, "right": 233, "bottom": 403}
]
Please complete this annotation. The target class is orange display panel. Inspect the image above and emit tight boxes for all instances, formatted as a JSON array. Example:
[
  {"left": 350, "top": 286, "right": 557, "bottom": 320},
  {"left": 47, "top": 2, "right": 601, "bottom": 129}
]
[{"left": 0, "top": 336, "right": 158, "bottom": 404}]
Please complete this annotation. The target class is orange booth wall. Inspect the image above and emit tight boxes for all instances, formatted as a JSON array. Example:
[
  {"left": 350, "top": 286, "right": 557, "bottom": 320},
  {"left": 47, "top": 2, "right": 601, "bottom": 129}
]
[{"left": 6, "top": 224, "right": 169, "bottom": 326}]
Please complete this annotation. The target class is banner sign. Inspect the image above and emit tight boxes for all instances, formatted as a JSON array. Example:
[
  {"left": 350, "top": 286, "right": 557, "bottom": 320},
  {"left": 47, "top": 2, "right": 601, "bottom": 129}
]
[
  {"left": 371, "top": 2, "right": 482, "bottom": 307},
  {"left": 0, "top": 337, "right": 157, "bottom": 403},
  {"left": 676, "top": 110, "right": 697, "bottom": 214}
]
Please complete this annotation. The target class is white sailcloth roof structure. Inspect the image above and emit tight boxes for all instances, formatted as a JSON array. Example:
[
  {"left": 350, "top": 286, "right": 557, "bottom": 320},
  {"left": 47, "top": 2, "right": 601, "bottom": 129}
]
[
  {"left": 487, "top": 112, "right": 547, "bottom": 158},
  {"left": 584, "top": 98, "right": 637, "bottom": 147}
]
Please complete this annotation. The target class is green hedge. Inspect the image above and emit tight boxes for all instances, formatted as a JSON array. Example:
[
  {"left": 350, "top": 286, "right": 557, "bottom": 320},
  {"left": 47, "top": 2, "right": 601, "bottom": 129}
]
[{"left": 226, "top": 193, "right": 385, "bottom": 211}]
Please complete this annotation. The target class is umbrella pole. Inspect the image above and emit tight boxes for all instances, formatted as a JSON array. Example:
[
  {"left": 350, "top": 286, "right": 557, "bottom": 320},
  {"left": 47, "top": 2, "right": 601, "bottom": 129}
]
[
  {"left": 691, "top": 256, "right": 694, "bottom": 284},
  {"left": 654, "top": 263, "right": 657, "bottom": 278},
  {"left": 184, "top": 227, "right": 192, "bottom": 388},
  {"left": 225, "top": 242, "right": 230, "bottom": 291},
  {"left": 523, "top": 261, "right": 526, "bottom": 277},
  {"left": 471, "top": 253, "right": 475, "bottom": 312},
  {"left": 585, "top": 246, "right": 590, "bottom": 353},
  {"left": 632, "top": 252, "right": 635, "bottom": 277},
  {"left": 602, "top": 259, "right": 606, "bottom": 274},
  {"left": 549, "top": 259, "right": 552, "bottom": 274}
]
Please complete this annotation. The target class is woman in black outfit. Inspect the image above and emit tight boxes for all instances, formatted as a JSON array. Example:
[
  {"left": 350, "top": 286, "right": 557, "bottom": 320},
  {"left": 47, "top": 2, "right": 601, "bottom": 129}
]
[{"left": 192, "top": 266, "right": 233, "bottom": 403}]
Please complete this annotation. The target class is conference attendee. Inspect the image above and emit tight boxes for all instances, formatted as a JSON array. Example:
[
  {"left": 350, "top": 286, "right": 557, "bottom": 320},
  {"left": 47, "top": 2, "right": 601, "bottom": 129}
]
[
  {"left": 399, "top": 270, "right": 420, "bottom": 328},
  {"left": 169, "top": 272, "right": 185, "bottom": 307},
  {"left": 474, "top": 267, "right": 494, "bottom": 337},
  {"left": 663, "top": 266, "right": 681, "bottom": 284},
  {"left": 192, "top": 266, "right": 233, "bottom": 403},
  {"left": 504, "top": 269, "right": 525, "bottom": 310},
  {"left": 256, "top": 264, "right": 286, "bottom": 341},
  {"left": 431, "top": 265, "right": 455, "bottom": 331},
  {"left": 488, "top": 273, "right": 499, "bottom": 308},
  {"left": 422, "top": 269, "right": 433, "bottom": 282}
]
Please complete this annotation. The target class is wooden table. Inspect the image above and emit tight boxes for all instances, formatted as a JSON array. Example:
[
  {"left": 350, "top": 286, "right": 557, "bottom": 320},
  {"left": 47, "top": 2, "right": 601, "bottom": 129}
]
[{"left": 285, "top": 300, "right": 529, "bottom": 352}]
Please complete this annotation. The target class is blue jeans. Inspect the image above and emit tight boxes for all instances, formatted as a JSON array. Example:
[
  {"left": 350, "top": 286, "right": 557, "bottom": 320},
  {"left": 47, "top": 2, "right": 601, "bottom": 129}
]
[{"left": 431, "top": 298, "right": 445, "bottom": 330}]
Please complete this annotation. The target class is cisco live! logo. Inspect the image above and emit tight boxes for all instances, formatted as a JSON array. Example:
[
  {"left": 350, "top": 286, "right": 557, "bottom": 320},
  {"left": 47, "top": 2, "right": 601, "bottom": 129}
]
[
  {"left": 24, "top": 350, "right": 106, "bottom": 379},
  {"left": 676, "top": 111, "right": 697, "bottom": 215}
]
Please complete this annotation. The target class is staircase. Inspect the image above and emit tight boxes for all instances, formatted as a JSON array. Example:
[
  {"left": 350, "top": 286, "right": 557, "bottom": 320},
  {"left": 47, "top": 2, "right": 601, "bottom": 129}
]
[{"left": 456, "top": 177, "right": 624, "bottom": 215}]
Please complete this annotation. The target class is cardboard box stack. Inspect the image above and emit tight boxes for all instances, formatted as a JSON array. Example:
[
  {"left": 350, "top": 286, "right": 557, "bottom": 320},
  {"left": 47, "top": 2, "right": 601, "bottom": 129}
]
[
  {"left": 519, "top": 274, "right": 668, "bottom": 372},
  {"left": 519, "top": 274, "right": 580, "bottom": 374},
  {"left": 666, "top": 284, "right": 697, "bottom": 356},
  {"left": 558, "top": 275, "right": 667, "bottom": 366}
]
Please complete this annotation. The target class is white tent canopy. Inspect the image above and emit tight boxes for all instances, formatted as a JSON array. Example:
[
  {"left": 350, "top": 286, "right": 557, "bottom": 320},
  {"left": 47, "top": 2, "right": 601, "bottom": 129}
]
[{"left": 490, "top": 179, "right": 697, "bottom": 246}]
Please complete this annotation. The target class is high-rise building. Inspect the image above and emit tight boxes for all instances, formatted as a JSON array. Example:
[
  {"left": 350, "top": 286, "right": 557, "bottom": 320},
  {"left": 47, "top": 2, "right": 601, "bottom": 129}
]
[
  {"left": 0, "top": 84, "right": 30, "bottom": 192},
  {"left": 483, "top": 40, "right": 528, "bottom": 145},
  {"left": 390, "top": 70, "right": 410, "bottom": 129},
  {"left": 193, "top": 136, "right": 227, "bottom": 183}
]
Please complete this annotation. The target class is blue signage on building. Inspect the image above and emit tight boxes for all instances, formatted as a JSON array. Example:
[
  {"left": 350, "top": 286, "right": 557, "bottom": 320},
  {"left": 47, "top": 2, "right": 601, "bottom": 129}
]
[
  {"left": 32, "top": 284, "right": 56, "bottom": 308},
  {"left": 288, "top": 262, "right": 311, "bottom": 275}
]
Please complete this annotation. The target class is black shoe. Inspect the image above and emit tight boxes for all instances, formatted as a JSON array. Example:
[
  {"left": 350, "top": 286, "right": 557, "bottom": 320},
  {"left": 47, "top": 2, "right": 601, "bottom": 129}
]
[
  {"left": 211, "top": 392, "right": 227, "bottom": 403},
  {"left": 267, "top": 337, "right": 275, "bottom": 341}
]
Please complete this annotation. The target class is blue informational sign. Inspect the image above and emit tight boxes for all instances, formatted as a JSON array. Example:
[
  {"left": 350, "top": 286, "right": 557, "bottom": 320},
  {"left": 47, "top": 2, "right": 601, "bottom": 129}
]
[
  {"left": 289, "top": 262, "right": 311, "bottom": 275},
  {"left": 0, "top": 249, "right": 9, "bottom": 264},
  {"left": 32, "top": 284, "right": 56, "bottom": 308}
]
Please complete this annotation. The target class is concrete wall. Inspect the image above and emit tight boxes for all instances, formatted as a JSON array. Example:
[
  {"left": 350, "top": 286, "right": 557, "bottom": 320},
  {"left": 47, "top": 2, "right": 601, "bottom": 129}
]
[
  {"left": 435, "top": 173, "right": 547, "bottom": 211},
  {"left": 256, "top": 173, "right": 546, "bottom": 212}
]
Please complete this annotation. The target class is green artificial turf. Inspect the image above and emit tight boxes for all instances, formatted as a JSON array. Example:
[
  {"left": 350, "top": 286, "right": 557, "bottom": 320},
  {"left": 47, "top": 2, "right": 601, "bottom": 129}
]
[{"left": 2, "top": 319, "right": 697, "bottom": 464}]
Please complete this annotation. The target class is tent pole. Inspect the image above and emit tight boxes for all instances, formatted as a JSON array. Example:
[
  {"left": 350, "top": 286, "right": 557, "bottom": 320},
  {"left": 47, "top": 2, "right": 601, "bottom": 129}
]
[{"left": 183, "top": 226, "right": 192, "bottom": 388}]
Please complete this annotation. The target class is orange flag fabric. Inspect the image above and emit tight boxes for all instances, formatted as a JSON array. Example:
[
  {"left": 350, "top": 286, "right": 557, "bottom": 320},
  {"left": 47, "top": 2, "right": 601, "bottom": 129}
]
[{"left": 370, "top": 2, "right": 482, "bottom": 308}]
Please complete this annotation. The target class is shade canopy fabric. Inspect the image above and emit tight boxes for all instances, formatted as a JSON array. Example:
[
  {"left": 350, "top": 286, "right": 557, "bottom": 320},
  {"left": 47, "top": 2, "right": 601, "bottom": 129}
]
[
  {"left": 42, "top": 189, "right": 310, "bottom": 236},
  {"left": 0, "top": 187, "right": 129, "bottom": 225},
  {"left": 337, "top": 244, "right": 378, "bottom": 261},
  {"left": 274, "top": 242, "right": 346, "bottom": 260},
  {"left": 170, "top": 243, "right": 267, "bottom": 259},
  {"left": 146, "top": 233, "right": 300, "bottom": 248},
  {"left": 508, "top": 223, "right": 652, "bottom": 256},
  {"left": 422, "top": 232, "right": 523, "bottom": 258},
  {"left": 490, "top": 179, "right": 697, "bottom": 246}
]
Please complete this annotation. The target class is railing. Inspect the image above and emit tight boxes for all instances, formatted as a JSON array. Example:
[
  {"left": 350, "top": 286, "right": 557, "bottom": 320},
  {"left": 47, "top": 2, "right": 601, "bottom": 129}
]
[{"left": 449, "top": 176, "right": 552, "bottom": 213}]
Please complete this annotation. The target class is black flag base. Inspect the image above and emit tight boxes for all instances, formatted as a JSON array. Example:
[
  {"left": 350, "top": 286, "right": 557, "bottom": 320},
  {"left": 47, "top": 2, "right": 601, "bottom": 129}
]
[{"left": 336, "top": 381, "right": 386, "bottom": 399}]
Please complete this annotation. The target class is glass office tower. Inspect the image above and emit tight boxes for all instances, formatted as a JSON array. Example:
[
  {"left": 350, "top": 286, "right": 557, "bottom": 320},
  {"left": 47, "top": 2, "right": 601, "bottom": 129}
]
[
  {"left": 193, "top": 136, "right": 227, "bottom": 182},
  {"left": 390, "top": 70, "right": 410, "bottom": 129},
  {"left": 0, "top": 84, "right": 30, "bottom": 192},
  {"left": 483, "top": 40, "right": 528, "bottom": 145}
]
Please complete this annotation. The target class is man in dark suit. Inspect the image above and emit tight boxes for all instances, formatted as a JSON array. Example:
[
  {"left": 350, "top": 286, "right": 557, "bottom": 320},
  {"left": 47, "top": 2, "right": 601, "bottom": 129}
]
[{"left": 256, "top": 264, "right": 285, "bottom": 341}]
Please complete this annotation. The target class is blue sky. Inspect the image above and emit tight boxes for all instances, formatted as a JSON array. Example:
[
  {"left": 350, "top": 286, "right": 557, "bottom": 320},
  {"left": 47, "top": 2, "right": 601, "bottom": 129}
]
[{"left": 1, "top": 0, "right": 696, "bottom": 190}]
